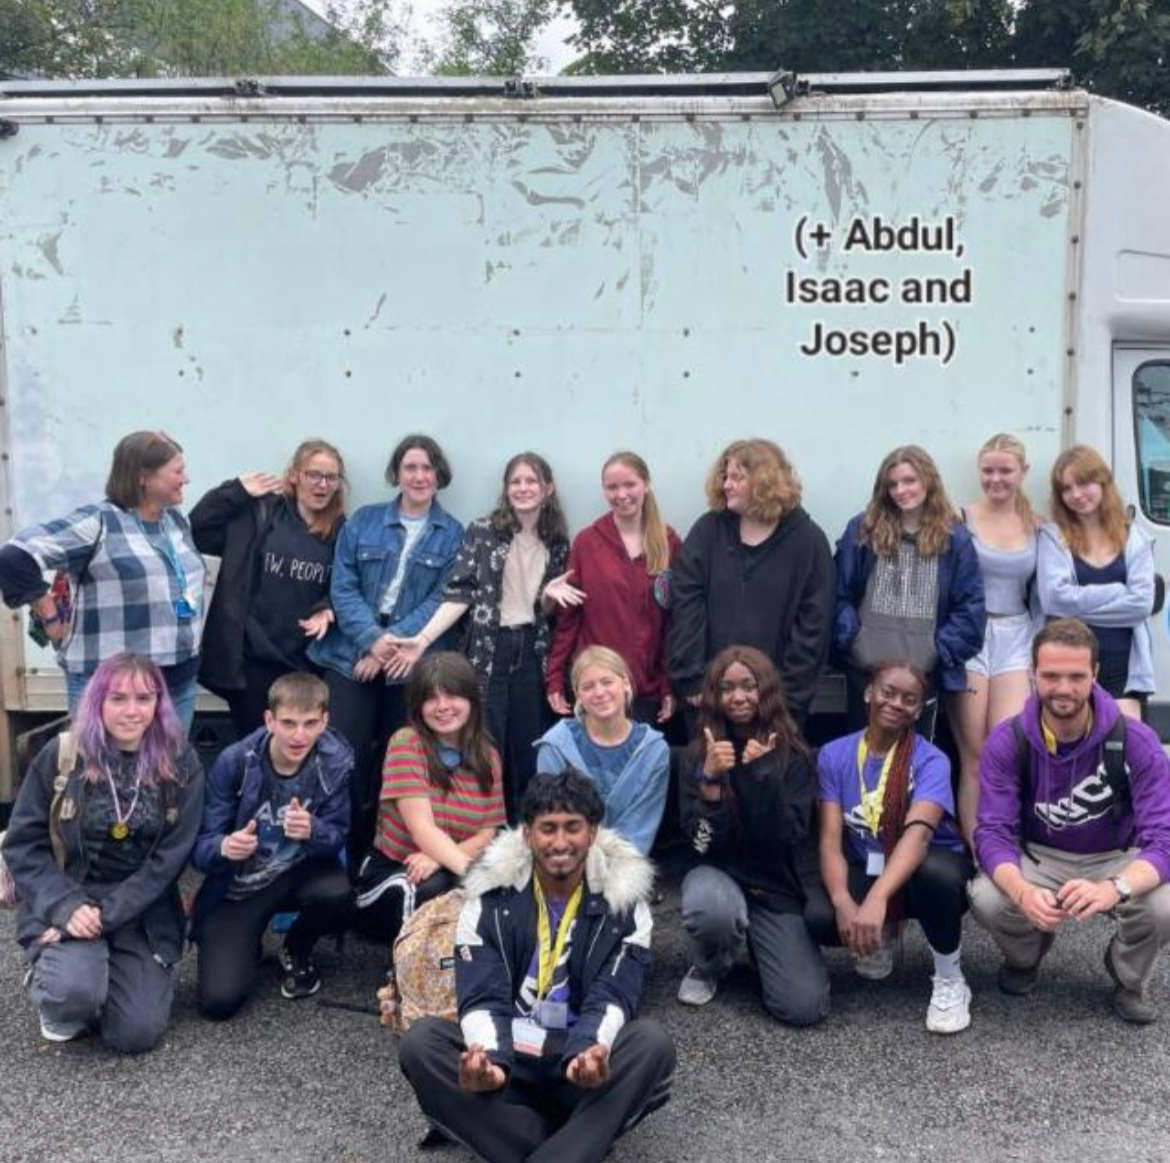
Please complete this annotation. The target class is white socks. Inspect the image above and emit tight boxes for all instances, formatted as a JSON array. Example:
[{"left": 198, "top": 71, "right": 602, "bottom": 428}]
[{"left": 931, "top": 945, "right": 963, "bottom": 980}]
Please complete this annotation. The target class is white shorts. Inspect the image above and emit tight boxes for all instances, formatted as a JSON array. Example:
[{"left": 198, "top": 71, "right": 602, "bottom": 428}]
[{"left": 966, "top": 613, "right": 1034, "bottom": 678}]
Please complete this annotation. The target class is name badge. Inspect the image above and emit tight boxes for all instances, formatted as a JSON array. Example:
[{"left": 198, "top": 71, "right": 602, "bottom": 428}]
[
  {"left": 511, "top": 1018, "right": 547, "bottom": 1057},
  {"left": 535, "top": 1000, "right": 569, "bottom": 1030},
  {"left": 174, "top": 593, "right": 197, "bottom": 623},
  {"left": 866, "top": 851, "right": 886, "bottom": 876}
]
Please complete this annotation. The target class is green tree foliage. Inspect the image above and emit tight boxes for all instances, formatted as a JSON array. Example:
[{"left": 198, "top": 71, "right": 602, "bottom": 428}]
[
  {"left": 564, "top": 0, "right": 1170, "bottom": 115},
  {"left": 0, "top": 0, "right": 403, "bottom": 80},
  {"left": 429, "top": 0, "right": 558, "bottom": 75}
]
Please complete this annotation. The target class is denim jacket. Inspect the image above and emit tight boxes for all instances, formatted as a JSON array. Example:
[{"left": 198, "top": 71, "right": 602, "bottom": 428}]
[{"left": 309, "top": 497, "right": 463, "bottom": 678}]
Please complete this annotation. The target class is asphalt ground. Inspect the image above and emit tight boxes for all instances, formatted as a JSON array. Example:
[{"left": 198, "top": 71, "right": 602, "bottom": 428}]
[{"left": 3, "top": 842, "right": 1170, "bottom": 1163}]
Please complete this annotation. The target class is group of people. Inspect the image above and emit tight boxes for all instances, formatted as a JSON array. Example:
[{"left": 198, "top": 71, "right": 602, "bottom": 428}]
[{"left": 2, "top": 425, "right": 1169, "bottom": 1163}]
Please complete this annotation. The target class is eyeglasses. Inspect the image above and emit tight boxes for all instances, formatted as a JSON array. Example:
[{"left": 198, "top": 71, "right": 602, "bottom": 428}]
[
  {"left": 873, "top": 684, "right": 923, "bottom": 710},
  {"left": 300, "top": 470, "right": 341, "bottom": 487}
]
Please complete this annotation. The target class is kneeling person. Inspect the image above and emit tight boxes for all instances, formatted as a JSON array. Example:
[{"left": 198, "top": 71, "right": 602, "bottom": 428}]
[
  {"left": 398, "top": 769, "right": 675, "bottom": 1163},
  {"left": 970, "top": 618, "right": 1170, "bottom": 1023},
  {"left": 193, "top": 672, "right": 352, "bottom": 1015}
]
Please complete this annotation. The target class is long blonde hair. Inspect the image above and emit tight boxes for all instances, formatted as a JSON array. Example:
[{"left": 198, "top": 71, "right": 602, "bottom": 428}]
[
  {"left": 1049, "top": 445, "right": 1128, "bottom": 557},
  {"left": 979, "top": 433, "right": 1034, "bottom": 522},
  {"left": 860, "top": 445, "right": 955, "bottom": 558},
  {"left": 603, "top": 451, "right": 671, "bottom": 575}
]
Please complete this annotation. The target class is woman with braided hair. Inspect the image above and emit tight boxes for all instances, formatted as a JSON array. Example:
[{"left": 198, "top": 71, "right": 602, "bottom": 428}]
[{"left": 816, "top": 660, "right": 973, "bottom": 1033}]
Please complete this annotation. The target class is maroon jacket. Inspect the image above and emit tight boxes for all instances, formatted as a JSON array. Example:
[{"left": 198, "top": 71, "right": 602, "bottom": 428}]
[{"left": 545, "top": 513, "right": 681, "bottom": 704}]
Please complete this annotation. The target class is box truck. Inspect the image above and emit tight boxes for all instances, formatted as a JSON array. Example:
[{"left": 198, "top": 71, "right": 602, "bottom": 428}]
[{"left": 1, "top": 68, "right": 1169, "bottom": 795}]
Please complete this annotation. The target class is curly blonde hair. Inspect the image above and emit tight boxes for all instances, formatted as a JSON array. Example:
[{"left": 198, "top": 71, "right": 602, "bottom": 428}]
[
  {"left": 860, "top": 445, "right": 956, "bottom": 558},
  {"left": 1049, "top": 445, "right": 1128, "bottom": 558},
  {"left": 704, "top": 439, "right": 801, "bottom": 524}
]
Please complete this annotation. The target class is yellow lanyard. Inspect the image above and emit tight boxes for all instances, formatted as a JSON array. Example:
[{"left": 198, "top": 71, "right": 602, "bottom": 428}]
[
  {"left": 533, "top": 878, "right": 583, "bottom": 1001},
  {"left": 1041, "top": 708, "right": 1093, "bottom": 755},
  {"left": 855, "top": 734, "right": 897, "bottom": 837}
]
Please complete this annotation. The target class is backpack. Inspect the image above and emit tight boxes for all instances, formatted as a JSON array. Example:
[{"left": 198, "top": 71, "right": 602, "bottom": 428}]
[
  {"left": 0, "top": 731, "right": 79, "bottom": 908},
  {"left": 28, "top": 512, "right": 105, "bottom": 648},
  {"left": 1010, "top": 713, "right": 1130, "bottom": 852},
  {"left": 380, "top": 889, "right": 464, "bottom": 1032}
]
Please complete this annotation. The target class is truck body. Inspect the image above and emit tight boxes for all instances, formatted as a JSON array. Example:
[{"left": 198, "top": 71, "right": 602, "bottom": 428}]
[{"left": 1, "top": 69, "right": 1170, "bottom": 793}]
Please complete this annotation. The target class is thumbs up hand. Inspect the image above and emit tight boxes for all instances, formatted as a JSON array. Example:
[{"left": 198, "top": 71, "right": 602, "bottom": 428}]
[
  {"left": 283, "top": 796, "right": 313, "bottom": 841},
  {"left": 222, "top": 817, "right": 259, "bottom": 861},
  {"left": 702, "top": 727, "right": 736, "bottom": 778}
]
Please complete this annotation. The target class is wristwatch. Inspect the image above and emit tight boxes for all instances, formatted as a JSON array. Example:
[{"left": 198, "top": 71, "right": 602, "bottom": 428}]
[{"left": 1109, "top": 874, "right": 1133, "bottom": 904}]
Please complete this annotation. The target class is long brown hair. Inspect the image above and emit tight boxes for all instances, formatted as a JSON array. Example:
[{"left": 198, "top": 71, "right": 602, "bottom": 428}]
[
  {"left": 860, "top": 445, "right": 955, "bottom": 557},
  {"left": 283, "top": 439, "right": 347, "bottom": 539},
  {"left": 1049, "top": 444, "right": 1128, "bottom": 558},
  {"left": 697, "top": 645, "right": 807, "bottom": 766},
  {"left": 602, "top": 451, "right": 672, "bottom": 575},
  {"left": 405, "top": 653, "right": 496, "bottom": 793},
  {"left": 490, "top": 451, "right": 570, "bottom": 547}
]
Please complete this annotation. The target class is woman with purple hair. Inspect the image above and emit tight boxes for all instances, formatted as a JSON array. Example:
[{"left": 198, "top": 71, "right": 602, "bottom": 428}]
[{"left": 1, "top": 653, "right": 204, "bottom": 1051}]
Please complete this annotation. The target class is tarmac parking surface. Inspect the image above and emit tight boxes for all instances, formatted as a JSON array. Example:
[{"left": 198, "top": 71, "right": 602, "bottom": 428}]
[{"left": 2, "top": 853, "right": 1169, "bottom": 1163}]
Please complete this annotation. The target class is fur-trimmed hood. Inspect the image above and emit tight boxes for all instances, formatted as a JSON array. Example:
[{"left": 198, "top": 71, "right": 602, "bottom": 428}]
[{"left": 462, "top": 825, "right": 655, "bottom": 915}]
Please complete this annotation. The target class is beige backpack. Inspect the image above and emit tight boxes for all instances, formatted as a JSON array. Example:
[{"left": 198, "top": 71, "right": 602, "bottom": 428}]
[{"left": 379, "top": 889, "right": 464, "bottom": 1032}]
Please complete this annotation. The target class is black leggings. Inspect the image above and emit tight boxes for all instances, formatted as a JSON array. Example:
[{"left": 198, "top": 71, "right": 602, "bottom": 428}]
[
  {"left": 807, "top": 846, "right": 972, "bottom": 955},
  {"left": 197, "top": 859, "right": 350, "bottom": 1019}
]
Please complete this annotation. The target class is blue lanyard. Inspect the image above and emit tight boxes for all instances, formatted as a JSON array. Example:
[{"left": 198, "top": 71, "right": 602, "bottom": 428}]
[{"left": 135, "top": 513, "right": 188, "bottom": 593}]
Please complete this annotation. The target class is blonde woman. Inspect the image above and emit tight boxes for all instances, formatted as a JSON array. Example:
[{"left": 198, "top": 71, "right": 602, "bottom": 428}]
[
  {"left": 545, "top": 451, "right": 680, "bottom": 725},
  {"left": 950, "top": 435, "right": 1040, "bottom": 840},
  {"left": 1037, "top": 445, "right": 1155, "bottom": 719},
  {"left": 834, "top": 445, "right": 985, "bottom": 733},
  {"left": 191, "top": 439, "right": 348, "bottom": 738},
  {"left": 668, "top": 439, "right": 834, "bottom": 728},
  {"left": 535, "top": 645, "right": 669, "bottom": 855}
]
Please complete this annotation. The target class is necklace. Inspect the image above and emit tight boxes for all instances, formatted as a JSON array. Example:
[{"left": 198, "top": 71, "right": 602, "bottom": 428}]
[{"left": 104, "top": 762, "right": 144, "bottom": 841}]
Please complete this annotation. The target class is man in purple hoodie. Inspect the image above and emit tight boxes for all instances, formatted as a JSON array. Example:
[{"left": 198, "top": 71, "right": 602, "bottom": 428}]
[{"left": 970, "top": 618, "right": 1170, "bottom": 1023}]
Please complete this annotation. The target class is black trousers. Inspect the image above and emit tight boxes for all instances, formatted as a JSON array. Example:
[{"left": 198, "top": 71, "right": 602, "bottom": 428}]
[
  {"left": 196, "top": 859, "right": 351, "bottom": 1019},
  {"left": 398, "top": 1016, "right": 675, "bottom": 1163},
  {"left": 352, "top": 848, "right": 455, "bottom": 949},
  {"left": 482, "top": 626, "right": 549, "bottom": 822},
  {"left": 806, "top": 846, "right": 973, "bottom": 955},
  {"left": 323, "top": 670, "right": 407, "bottom": 874}
]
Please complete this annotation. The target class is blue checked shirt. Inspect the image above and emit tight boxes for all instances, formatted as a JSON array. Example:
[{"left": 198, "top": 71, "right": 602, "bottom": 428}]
[{"left": 13, "top": 502, "right": 206, "bottom": 674}]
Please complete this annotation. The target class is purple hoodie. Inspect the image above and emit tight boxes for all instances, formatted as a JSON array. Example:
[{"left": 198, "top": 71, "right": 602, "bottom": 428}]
[{"left": 975, "top": 687, "right": 1170, "bottom": 882}]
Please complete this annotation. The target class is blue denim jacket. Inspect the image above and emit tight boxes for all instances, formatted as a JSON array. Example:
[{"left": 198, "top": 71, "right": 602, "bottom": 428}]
[{"left": 309, "top": 497, "right": 464, "bottom": 678}]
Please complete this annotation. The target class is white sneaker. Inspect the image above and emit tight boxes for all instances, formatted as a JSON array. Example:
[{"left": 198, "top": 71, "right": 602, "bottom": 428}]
[
  {"left": 926, "top": 974, "right": 972, "bottom": 1035},
  {"left": 39, "top": 1011, "right": 87, "bottom": 1043},
  {"left": 677, "top": 966, "right": 718, "bottom": 1007},
  {"left": 853, "top": 944, "right": 894, "bottom": 981}
]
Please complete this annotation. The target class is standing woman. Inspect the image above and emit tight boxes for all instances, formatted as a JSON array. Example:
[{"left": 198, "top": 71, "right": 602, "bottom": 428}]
[
  {"left": 950, "top": 435, "right": 1039, "bottom": 840},
  {"left": 1037, "top": 444, "right": 1155, "bottom": 719},
  {"left": 667, "top": 439, "right": 833, "bottom": 729},
  {"left": 544, "top": 451, "right": 681, "bottom": 725},
  {"left": 353, "top": 652, "right": 504, "bottom": 950},
  {"left": 309, "top": 434, "right": 463, "bottom": 870},
  {"left": 389, "top": 452, "right": 569, "bottom": 817},
  {"left": 191, "top": 438, "right": 348, "bottom": 739},
  {"left": 677, "top": 646, "right": 829, "bottom": 1026},
  {"left": 0, "top": 431, "right": 206, "bottom": 729},
  {"left": 535, "top": 645, "right": 670, "bottom": 856},
  {"left": 834, "top": 445, "right": 985, "bottom": 733},
  {"left": 816, "top": 661, "right": 972, "bottom": 1034},
  {"left": 2, "top": 653, "right": 204, "bottom": 1051}
]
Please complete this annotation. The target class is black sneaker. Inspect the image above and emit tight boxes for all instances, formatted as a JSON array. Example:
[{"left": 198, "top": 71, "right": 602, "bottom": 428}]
[{"left": 279, "top": 949, "right": 321, "bottom": 1000}]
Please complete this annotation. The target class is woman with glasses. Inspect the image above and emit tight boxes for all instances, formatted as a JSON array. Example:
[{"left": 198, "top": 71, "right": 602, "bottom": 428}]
[
  {"left": 0, "top": 431, "right": 205, "bottom": 729},
  {"left": 191, "top": 439, "right": 348, "bottom": 739}
]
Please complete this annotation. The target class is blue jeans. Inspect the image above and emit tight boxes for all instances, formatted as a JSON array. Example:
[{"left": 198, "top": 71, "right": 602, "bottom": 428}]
[{"left": 65, "top": 668, "right": 198, "bottom": 734}]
